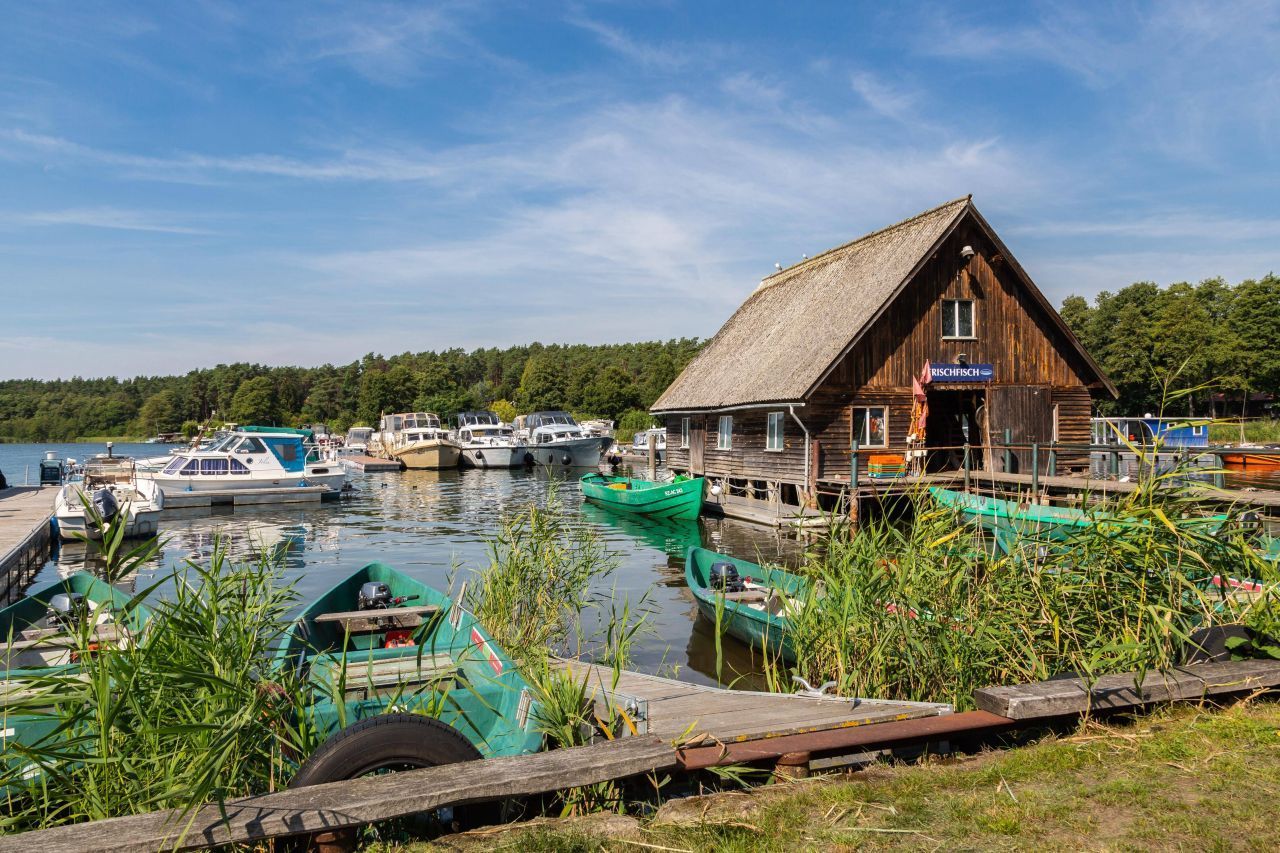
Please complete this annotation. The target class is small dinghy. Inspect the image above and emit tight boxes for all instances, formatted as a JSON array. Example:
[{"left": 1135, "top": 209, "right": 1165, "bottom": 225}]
[
  {"left": 580, "top": 472, "right": 704, "bottom": 520},
  {"left": 0, "top": 571, "right": 151, "bottom": 674},
  {"left": 685, "top": 547, "right": 806, "bottom": 662},
  {"left": 277, "top": 562, "right": 543, "bottom": 771}
]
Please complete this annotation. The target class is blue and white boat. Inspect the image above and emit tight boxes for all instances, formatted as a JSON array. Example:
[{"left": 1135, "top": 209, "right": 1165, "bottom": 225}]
[{"left": 141, "top": 427, "right": 347, "bottom": 492}]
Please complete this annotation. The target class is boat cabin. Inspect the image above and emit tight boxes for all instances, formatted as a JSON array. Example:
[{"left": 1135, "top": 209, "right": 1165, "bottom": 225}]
[
  {"left": 652, "top": 196, "right": 1117, "bottom": 512},
  {"left": 1092, "top": 417, "right": 1209, "bottom": 449},
  {"left": 457, "top": 411, "right": 501, "bottom": 428},
  {"left": 159, "top": 429, "right": 313, "bottom": 477},
  {"left": 522, "top": 411, "right": 586, "bottom": 444}
]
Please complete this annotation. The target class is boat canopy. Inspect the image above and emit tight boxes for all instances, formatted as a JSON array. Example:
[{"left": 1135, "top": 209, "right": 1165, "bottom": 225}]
[
  {"left": 526, "top": 411, "right": 578, "bottom": 429},
  {"left": 239, "top": 425, "right": 316, "bottom": 441},
  {"left": 457, "top": 411, "right": 501, "bottom": 427}
]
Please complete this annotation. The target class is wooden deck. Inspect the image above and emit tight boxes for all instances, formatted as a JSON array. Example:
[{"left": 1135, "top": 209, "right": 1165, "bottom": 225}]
[
  {"left": 0, "top": 487, "right": 56, "bottom": 602},
  {"left": 339, "top": 455, "right": 402, "bottom": 472},
  {"left": 556, "top": 658, "right": 950, "bottom": 743}
]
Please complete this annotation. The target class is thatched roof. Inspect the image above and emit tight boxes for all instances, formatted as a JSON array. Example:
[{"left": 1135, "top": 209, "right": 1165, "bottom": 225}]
[{"left": 651, "top": 196, "right": 1114, "bottom": 414}]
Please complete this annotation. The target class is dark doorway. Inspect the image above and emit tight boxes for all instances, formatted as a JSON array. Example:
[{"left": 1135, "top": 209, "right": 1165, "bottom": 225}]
[{"left": 925, "top": 388, "right": 985, "bottom": 472}]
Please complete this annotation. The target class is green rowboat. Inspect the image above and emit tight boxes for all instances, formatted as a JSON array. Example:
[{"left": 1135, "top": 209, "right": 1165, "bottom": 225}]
[
  {"left": 277, "top": 562, "right": 543, "bottom": 760},
  {"left": 580, "top": 473, "right": 704, "bottom": 520},
  {"left": 685, "top": 547, "right": 806, "bottom": 662}
]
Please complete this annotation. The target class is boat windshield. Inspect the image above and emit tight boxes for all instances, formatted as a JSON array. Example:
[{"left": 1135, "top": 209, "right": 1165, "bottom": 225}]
[{"left": 347, "top": 428, "right": 373, "bottom": 442}]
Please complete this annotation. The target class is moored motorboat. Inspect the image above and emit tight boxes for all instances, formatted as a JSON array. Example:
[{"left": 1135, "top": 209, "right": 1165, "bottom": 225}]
[
  {"left": 629, "top": 428, "right": 667, "bottom": 461},
  {"left": 1220, "top": 448, "right": 1280, "bottom": 470},
  {"left": 276, "top": 562, "right": 542, "bottom": 761},
  {"left": 141, "top": 426, "right": 347, "bottom": 492},
  {"left": 456, "top": 411, "right": 525, "bottom": 469},
  {"left": 580, "top": 472, "right": 703, "bottom": 520},
  {"left": 376, "top": 412, "right": 461, "bottom": 470},
  {"left": 685, "top": 547, "right": 805, "bottom": 662},
  {"left": 517, "top": 411, "right": 610, "bottom": 467},
  {"left": 54, "top": 455, "right": 164, "bottom": 541}
]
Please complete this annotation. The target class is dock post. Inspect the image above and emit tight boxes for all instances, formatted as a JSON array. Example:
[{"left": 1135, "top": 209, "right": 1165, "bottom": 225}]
[
  {"left": 963, "top": 443, "right": 971, "bottom": 492},
  {"left": 848, "top": 440, "right": 859, "bottom": 523},
  {"left": 1031, "top": 443, "right": 1039, "bottom": 498},
  {"left": 646, "top": 432, "right": 657, "bottom": 480},
  {"left": 1003, "top": 429, "right": 1013, "bottom": 473},
  {"left": 1048, "top": 442, "right": 1057, "bottom": 476},
  {"left": 1109, "top": 448, "right": 1119, "bottom": 478},
  {"left": 1214, "top": 452, "right": 1225, "bottom": 489}
]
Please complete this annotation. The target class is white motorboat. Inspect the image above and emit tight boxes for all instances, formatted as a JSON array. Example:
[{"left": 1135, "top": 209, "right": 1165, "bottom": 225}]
[
  {"left": 141, "top": 427, "right": 347, "bottom": 492},
  {"left": 55, "top": 455, "right": 163, "bottom": 541},
  {"left": 455, "top": 411, "right": 526, "bottom": 469},
  {"left": 327, "top": 426, "right": 374, "bottom": 461},
  {"left": 517, "top": 411, "right": 610, "bottom": 468},
  {"left": 376, "top": 412, "right": 461, "bottom": 470},
  {"left": 630, "top": 427, "right": 667, "bottom": 462}
]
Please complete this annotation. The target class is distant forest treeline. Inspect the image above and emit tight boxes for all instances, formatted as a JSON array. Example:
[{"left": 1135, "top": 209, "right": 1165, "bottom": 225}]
[
  {"left": 0, "top": 340, "right": 704, "bottom": 442},
  {"left": 1061, "top": 274, "right": 1280, "bottom": 417},
  {"left": 2, "top": 274, "right": 1277, "bottom": 443}
]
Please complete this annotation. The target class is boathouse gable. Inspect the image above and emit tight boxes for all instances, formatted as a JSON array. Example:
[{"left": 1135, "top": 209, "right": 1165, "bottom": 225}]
[{"left": 655, "top": 196, "right": 1115, "bottom": 505}]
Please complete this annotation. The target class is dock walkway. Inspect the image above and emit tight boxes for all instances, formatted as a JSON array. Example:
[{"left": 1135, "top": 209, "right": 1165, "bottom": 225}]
[
  {"left": 556, "top": 657, "right": 949, "bottom": 743},
  {"left": 0, "top": 487, "right": 56, "bottom": 603}
]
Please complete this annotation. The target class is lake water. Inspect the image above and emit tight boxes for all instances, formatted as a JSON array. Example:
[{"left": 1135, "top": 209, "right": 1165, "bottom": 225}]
[{"left": 0, "top": 441, "right": 805, "bottom": 689}]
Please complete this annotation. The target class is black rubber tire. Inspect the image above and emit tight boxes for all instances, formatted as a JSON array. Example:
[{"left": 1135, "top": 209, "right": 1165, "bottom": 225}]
[
  {"left": 290, "top": 713, "right": 482, "bottom": 786},
  {"left": 1184, "top": 624, "right": 1255, "bottom": 665}
]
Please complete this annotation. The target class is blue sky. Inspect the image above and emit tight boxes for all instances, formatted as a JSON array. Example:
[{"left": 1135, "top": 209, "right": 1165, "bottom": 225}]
[{"left": 1, "top": 1, "right": 1277, "bottom": 379}]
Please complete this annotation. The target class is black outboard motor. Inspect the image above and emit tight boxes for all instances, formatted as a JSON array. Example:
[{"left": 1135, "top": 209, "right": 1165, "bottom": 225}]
[
  {"left": 91, "top": 488, "right": 120, "bottom": 527},
  {"left": 48, "top": 592, "right": 88, "bottom": 629},
  {"left": 358, "top": 582, "right": 392, "bottom": 610},
  {"left": 708, "top": 561, "right": 746, "bottom": 593}
]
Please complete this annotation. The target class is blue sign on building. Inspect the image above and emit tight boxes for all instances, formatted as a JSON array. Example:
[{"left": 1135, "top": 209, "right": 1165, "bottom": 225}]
[{"left": 929, "top": 363, "right": 994, "bottom": 382}]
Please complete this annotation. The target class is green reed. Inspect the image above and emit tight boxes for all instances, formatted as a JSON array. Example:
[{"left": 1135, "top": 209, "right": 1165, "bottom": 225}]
[{"left": 758, "top": 473, "right": 1280, "bottom": 711}]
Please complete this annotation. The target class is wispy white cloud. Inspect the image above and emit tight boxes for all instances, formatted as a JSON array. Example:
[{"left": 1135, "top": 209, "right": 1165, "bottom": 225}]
[
  {"left": 1, "top": 207, "right": 213, "bottom": 235},
  {"left": 850, "top": 71, "right": 917, "bottom": 122},
  {"left": 567, "top": 15, "right": 690, "bottom": 70}
]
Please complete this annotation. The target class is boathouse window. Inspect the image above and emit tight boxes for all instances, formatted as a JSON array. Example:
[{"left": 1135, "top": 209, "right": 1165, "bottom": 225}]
[
  {"left": 853, "top": 407, "right": 888, "bottom": 448},
  {"left": 717, "top": 416, "right": 733, "bottom": 450},
  {"left": 942, "top": 299, "right": 975, "bottom": 339},
  {"left": 766, "top": 412, "right": 784, "bottom": 451},
  {"left": 680, "top": 418, "right": 690, "bottom": 449}
]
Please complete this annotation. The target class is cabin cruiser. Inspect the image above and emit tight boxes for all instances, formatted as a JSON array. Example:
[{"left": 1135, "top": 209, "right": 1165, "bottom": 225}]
[
  {"left": 518, "top": 411, "right": 610, "bottom": 467},
  {"left": 630, "top": 427, "right": 667, "bottom": 462},
  {"left": 455, "top": 411, "right": 526, "bottom": 469},
  {"left": 55, "top": 454, "right": 163, "bottom": 541},
  {"left": 141, "top": 427, "right": 347, "bottom": 492},
  {"left": 327, "top": 426, "right": 374, "bottom": 460},
  {"left": 376, "top": 412, "right": 461, "bottom": 470}
]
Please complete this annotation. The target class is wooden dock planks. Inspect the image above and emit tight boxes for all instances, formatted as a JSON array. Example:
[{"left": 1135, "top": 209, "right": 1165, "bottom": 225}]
[
  {"left": 0, "top": 487, "right": 55, "bottom": 601},
  {"left": 556, "top": 658, "right": 950, "bottom": 742},
  {"left": 974, "top": 659, "right": 1280, "bottom": 720},
  {"left": 0, "top": 736, "right": 677, "bottom": 853}
]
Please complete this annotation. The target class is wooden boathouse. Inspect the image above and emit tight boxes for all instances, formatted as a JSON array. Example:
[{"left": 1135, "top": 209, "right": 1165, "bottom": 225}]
[{"left": 652, "top": 196, "right": 1117, "bottom": 514}]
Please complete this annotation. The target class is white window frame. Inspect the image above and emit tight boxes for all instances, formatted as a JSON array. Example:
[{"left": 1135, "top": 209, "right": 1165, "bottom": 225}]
[
  {"left": 942, "top": 299, "right": 976, "bottom": 340},
  {"left": 766, "top": 412, "right": 784, "bottom": 452},
  {"left": 1051, "top": 403, "right": 1060, "bottom": 443},
  {"left": 717, "top": 415, "right": 733, "bottom": 450},
  {"left": 853, "top": 406, "right": 888, "bottom": 448},
  {"left": 680, "top": 417, "right": 690, "bottom": 449}
]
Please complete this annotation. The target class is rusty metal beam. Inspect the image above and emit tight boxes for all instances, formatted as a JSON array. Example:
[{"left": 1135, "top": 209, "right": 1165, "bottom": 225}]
[{"left": 675, "top": 710, "right": 1015, "bottom": 771}]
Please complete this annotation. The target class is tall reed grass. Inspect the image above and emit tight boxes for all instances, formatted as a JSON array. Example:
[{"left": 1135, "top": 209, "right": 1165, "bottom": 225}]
[{"left": 757, "top": 474, "right": 1280, "bottom": 711}]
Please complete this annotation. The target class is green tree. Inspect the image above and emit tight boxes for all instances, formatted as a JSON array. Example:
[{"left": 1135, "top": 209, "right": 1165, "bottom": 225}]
[
  {"left": 228, "top": 377, "right": 281, "bottom": 425},
  {"left": 518, "top": 356, "right": 567, "bottom": 411},
  {"left": 138, "top": 390, "right": 184, "bottom": 435}
]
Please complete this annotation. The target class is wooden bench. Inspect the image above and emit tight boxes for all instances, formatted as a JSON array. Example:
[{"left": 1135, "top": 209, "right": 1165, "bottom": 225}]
[
  {"left": 313, "top": 606, "right": 439, "bottom": 634},
  {"left": 721, "top": 589, "right": 769, "bottom": 603},
  {"left": 317, "top": 652, "right": 458, "bottom": 700}
]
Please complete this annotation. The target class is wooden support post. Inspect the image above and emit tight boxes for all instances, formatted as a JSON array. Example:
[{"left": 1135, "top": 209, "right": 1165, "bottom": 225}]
[
  {"left": 646, "top": 432, "right": 657, "bottom": 480},
  {"left": 848, "top": 439, "right": 860, "bottom": 524},
  {"left": 1031, "top": 443, "right": 1039, "bottom": 498},
  {"left": 1214, "top": 452, "right": 1225, "bottom": 489},
  {"left": 773, "top": 750, "right": 811, "bottom": 780},
  {"left": 1109, "top": 448, "right": 1119, "bottom": 478},
  {"left": 1003, "top": 428, "right": 1013, "bottom": 473},
  {"left": 1048, "top": 442, "right": 1057, "bottom": 476},
  {"left": 963, "top": 443, "right": 971, "bottom": 492},
  {"left": 806, "top": 440, "right": 820, "bottom": 509}
]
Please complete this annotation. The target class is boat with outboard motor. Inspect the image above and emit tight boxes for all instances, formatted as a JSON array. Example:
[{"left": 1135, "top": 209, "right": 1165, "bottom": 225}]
[
  {"left": 54, "top": 454, "right": 163, "bottom": 541},
  {"left": 140, "top": 426, "right": 346, "bottom": 492},
  {"left": 456, "top": 411, "right": 525, "bottom": 469},
  {"left": 376, "top": 412, "right": 462, "bottom": 470},
  {"left": 275, "top": 562, "right": 543, "bottom": 785},
  {"left": 629, "top": 427, "right": 667, "bottom": 461},
  {"left": 685, "top": 547, "right": 805, "bottom": 662},
  {"left": 516, "top": 411, "right": 610, "bottom": 467}
]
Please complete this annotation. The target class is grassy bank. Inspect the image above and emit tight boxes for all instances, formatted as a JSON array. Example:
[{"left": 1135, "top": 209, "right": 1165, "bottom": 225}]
[
  {"left": 421, "top": 700, "right": 1280, "bottom": 851},
  {"left": 1208, "top": 419, "right": 1280, "bottom": 444}
]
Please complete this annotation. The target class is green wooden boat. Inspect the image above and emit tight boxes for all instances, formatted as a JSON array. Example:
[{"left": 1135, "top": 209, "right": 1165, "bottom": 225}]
[
  {"left": 277, "top": 562, "right": 543, "bottom": 760},
  {"left": 685, "top": 547, "right": 806, "bottom": 662},
  {"left": 1, "top": 572, "right": 152, "bottom": 779},
  {"left": 928, "top": 487, "right": 1228, "bottom": 555},
  {"left": 580, "top": 473, "right": 704, "bottom": 520}
]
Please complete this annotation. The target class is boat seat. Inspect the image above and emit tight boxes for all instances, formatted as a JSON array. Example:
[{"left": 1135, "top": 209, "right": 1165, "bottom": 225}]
[
  {"left": 315, "top": 652, "right": 458, "bottom": 700},
  {"left": 721, "top": 589, "right": 770, "bottom": 603},
  {"left": 5, "top": 623, "right": 128, "bottom": 652},
  {"left": 313, "top": 605, "right": 440, "bottom": 634}
]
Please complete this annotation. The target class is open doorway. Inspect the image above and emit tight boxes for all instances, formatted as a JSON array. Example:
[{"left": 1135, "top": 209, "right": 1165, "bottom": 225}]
[{"left": 925, "top": 388, "right": 985, "bottom": 472}]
